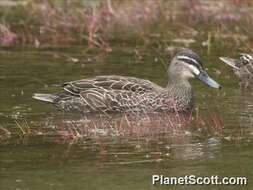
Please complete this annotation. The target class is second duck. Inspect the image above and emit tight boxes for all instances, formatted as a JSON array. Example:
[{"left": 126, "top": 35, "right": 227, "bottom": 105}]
[{"left": 220, "top": 53, "right": 253, "bottom": 88}]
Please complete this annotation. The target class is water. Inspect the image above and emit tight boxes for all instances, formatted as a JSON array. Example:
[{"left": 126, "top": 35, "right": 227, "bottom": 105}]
[{"left": 0, "top": 46, "right": 253, "bottom": 190}]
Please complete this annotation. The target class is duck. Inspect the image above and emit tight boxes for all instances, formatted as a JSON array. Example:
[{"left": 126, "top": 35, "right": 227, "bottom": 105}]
[
  {"left": 220, "top": 54, "right": 253, "bottom": 88},
  {"left": 33, "top": 49, "right": 221, "bottom": 114}
]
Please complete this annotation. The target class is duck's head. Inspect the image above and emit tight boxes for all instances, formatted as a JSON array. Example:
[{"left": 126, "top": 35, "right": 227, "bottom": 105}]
[
  {"left": 219, "top": 53, "right": 253, "bottom": 70},
  {"left": 169, "top": 49, "right": 221, "bottom": 89}
]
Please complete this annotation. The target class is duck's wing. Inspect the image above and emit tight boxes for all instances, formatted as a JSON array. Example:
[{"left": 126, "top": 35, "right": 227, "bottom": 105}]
[
  {"left": 63, "top": 75, "right": 162, "bottom": 96},
  {"left": 79, "top": 88, "right": 153, "bottom": 113}
]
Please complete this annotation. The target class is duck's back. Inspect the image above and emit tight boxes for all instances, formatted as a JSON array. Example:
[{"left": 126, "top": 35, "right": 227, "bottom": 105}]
[{"left": 63, "top": 75, "right": 163, "bottom": 95}]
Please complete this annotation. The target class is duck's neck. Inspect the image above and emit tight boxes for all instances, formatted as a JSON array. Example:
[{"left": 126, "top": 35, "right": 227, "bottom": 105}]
[
  {"left": 166, "top": 76, "right": 193, "bottom": 111},
  {"left": 167, "top": 78, "right": 192, "bottom": 97},
  {"left": 167, "top": 75, "right": 192, "bottom": 89}
]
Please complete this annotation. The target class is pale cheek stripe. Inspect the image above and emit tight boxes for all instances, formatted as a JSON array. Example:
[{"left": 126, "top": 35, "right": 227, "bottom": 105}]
[{"left": 188, "top": 64, "right": 200, "bottom": 75}]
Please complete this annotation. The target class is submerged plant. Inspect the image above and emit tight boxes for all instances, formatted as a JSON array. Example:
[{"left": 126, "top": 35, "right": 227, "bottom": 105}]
[{"left": 0, "top": 23, "right": 17, "bottom": 46}]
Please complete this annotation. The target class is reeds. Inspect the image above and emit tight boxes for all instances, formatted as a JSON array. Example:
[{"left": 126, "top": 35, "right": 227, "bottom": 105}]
[
  {"left": 0, "top": 0, "right": 253, "bottom": 50},
  {"left": 0, "top": 23, "right": 17, "bottom": 46},
  {"left": 0, "top": 110, "right": 225, "bottom": 144}
]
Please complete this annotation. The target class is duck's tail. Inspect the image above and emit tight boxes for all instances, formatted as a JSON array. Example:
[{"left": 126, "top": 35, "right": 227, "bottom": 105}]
[{"left": 32, "top": 93, "right": 58, "bottom": 103}]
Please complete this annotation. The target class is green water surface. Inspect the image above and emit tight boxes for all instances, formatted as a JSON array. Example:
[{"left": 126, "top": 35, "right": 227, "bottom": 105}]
[{"left": 0, "top": 46, "right": 252, "bottom": 190}]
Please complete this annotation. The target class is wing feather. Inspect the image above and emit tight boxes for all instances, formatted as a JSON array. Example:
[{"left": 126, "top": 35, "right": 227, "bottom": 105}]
[
  {"left": 63, "top": 75, "right": 162, "bottom": 95},
  {"left": 58, "top": 75, "right": 163, "bottom": 113},
  {"left": 78, "top": 88, "right": 154, "bottom": 113}
]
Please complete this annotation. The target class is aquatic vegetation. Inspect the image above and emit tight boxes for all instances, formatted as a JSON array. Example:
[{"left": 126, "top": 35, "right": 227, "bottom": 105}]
[
  {"left": 0, "top": 23, "right": 17, "bottom": 46},
  {"left": 54, "top": 112, "right": 193, "bottom": 140},
  {"left": 0, "top": 110, "right": 226, "bottom": 144},
  {"left": 0, "top": 125, "right": 11, "bottom": 140},
  {"left": 0, "top": 0, "right": 253, "bottom": 51}
]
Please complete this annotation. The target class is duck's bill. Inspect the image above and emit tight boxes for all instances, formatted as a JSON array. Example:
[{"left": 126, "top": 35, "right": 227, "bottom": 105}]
[
  {"left": 219, "top": 57, "right": 240, "bottom": 70},
  {"left": 197, "top": 72, "right": 221, "bottom": 89}
]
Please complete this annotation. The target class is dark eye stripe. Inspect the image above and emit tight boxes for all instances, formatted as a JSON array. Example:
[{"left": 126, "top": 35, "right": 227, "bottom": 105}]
[{"left": 177, "top": 56, "right": 202, "bottom": 71}]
